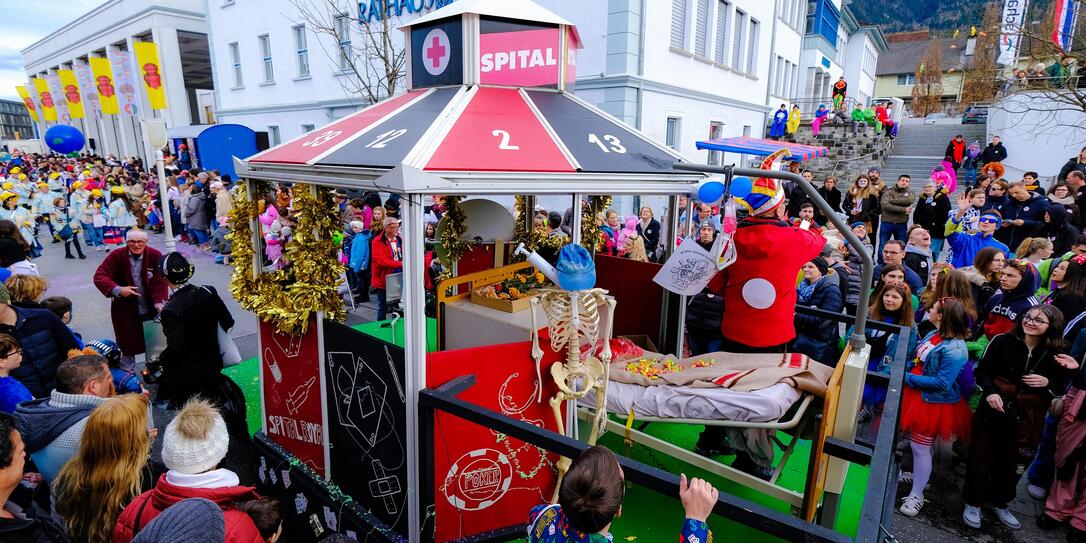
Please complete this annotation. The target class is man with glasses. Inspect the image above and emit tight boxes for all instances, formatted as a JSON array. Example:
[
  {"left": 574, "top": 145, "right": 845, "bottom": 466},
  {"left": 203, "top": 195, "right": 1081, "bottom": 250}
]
[
  {"left": 875, "top": 240, "right": 924, "bottom": 294},
  {"left": 946, "top": 194, "right": 1010, "bottom": 268},
  {"left": 92, "top": 229, "right": 168, "bottom": 371}
]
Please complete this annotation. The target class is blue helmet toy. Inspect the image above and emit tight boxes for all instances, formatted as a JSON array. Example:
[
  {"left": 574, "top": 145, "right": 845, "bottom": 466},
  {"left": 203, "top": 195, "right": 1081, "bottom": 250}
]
[
  {"left": 555, "top": 244, "right": 596, "bottom": 291},
  {"left": 86, "top": 339, "right": 123, "bottom": 367}
]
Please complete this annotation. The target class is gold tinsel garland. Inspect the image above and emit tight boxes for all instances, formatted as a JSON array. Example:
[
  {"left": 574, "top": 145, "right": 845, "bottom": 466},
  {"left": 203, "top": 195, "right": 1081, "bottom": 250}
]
[
  {"left": 439, "top": 195, "right": 474, "bottom": 264},
  {"left": 511, "top": 195, "right": 566, "bottom": 257},
  {"left": 227, "top": 182, "right": 345, "bottom": 336},
  {"left": 580, "top": 195, "right": 612, "bottom": 252}
]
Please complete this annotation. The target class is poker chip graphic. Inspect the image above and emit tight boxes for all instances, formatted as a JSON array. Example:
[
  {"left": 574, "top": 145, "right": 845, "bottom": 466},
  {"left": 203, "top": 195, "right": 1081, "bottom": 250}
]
[{"left": 443, "top": 448, "right": 513, "bottom": 511}]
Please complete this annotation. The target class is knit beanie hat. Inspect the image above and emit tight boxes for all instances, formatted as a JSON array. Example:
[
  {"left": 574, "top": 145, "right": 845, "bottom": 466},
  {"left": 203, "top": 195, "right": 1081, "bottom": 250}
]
[
  {"left": 132, "top": 498, "right": 226, "bottom": 543},
  {"left": 161, "top": 399, "right": 230, "bottom": 474},
  {"left": 810, "top": 258, "right": 830, "bottom": 276}
]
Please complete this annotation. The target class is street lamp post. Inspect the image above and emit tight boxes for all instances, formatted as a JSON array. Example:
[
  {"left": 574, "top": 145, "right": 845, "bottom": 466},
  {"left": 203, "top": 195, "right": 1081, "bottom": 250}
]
[{"left": 140, "top": 119, "right": 175, "bottom": 252}]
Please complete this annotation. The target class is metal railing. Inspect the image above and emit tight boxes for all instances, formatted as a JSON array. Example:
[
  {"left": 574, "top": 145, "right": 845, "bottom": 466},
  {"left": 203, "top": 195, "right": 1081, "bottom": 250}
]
[{"left": 790, "top": 96, "right": 862, "bottom": 119}]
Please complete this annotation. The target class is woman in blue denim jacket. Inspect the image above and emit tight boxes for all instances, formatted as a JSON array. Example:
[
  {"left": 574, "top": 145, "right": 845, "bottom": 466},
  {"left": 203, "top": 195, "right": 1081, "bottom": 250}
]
[{"left": 898, "top": 297, "right": 974, "bottom": 518}]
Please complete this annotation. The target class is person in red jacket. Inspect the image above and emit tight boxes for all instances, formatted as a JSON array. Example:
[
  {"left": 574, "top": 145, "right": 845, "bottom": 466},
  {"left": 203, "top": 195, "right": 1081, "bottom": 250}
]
[
  {"left": 371, "top": 217, "right": 403, "bottom": 321},
  {"left": 92, "top": 229, "right": 168, "bottom": 372},
  {"left": 698, "top": 155, "right": 825, "bottom": 472},
  {"left": 113, "top": 399, "right": 262, "bottom": 543}
]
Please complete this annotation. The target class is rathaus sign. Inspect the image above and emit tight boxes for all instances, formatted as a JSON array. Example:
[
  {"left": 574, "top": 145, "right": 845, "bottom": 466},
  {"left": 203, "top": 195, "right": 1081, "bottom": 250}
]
[{"left": 358, "top": 0, "right": 457, "bottom": 24}]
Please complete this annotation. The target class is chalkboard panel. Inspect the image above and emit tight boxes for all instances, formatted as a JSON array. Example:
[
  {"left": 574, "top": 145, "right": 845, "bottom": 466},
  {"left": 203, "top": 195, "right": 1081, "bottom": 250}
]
[
  {"left": 254, "top": 432, "right": 404, "bottom": 543},
  {"left": 322, "top": 321, "right": 409, "bottom": 538}
]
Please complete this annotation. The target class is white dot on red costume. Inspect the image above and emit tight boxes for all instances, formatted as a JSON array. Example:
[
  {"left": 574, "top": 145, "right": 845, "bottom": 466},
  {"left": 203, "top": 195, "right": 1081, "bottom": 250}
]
[
  {"left": 422, "top": 29, "right": 451, "bottom": 76},
  {"left": 741, "top": 278, "right": 776, "bottom": 309}
]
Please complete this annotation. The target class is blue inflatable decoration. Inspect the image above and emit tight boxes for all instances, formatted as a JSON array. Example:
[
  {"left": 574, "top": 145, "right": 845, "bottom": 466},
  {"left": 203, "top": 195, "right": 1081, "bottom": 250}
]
[
  {"left": 697, "top": 181, "right": 725, "bottom": 204},
  {"left": 729, "top": 176, "right": 753, "bottom": 200},
  {"left": 44, "top": 125, "right": 85, "bottom": 155}
]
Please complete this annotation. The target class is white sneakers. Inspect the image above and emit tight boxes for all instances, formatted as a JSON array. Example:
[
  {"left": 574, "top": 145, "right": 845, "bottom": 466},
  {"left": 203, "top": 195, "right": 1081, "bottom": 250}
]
[
  {"left": 994, "top": 508, "right": 1021, "bottom": 529},
  {"left": 962, "top": 505, "right": 982, "bottom": 528},
  {"left": 961, "top": 505, "right": 1022, "bottom": 530},
  {"left": 899, "top": 495, "right": 924, "bottom": 517}
]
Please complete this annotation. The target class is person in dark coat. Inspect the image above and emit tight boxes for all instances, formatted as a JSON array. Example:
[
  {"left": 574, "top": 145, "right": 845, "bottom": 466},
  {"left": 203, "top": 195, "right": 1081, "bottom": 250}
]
[
  {"left": 154, "top": 252, "right": 235, "bottom": 410},
  {"left": 792, "top": 258, "right": 844, "bottom": 364},
  {"left": 0, "top": 220, "right": 28, "bottom": 268},
  {"left": 636, "top": 206, "right": 661, "bottom": 262},
  {"left": 912, "top": 180, "right": 951, "bottom": 260},
  {"left": 1044, "top": 204, "right": 1081, "bottom": 256},
  {"left": 91, "top": 229, "right": 168, "bottom": 372},
  {"left": 995, "top": 181, "right": 1049, "bottom": 253},
  {"left": 686, "top": 223, "right": 724, "bottom": 356},
  {"left": 815, "top": 177, "right": 843, "bottom": 225},
  {"left": 0, "top": 299, "right": 79, "bottom": 399},
  {"left": 979, "top": 135, "right": 1009, "bottom": 165},
  {"left": 1058, "top": 147, "right": 1086, "bottom": 182}
]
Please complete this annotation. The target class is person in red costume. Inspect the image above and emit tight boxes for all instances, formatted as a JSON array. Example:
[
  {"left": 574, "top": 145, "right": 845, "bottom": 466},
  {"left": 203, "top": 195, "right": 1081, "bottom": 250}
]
[
  {"left": 696, "top": 150, "right": 826, "bottom": 473},
  {"left": 875, "top": 102, "right": 895, "bottom": 137}
]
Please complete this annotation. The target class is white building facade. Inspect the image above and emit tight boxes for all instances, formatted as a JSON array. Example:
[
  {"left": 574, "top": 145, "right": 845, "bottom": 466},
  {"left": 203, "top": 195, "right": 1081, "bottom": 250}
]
[
  {"left": 21, "top": 0, "right": 213, "bottom": 163},
  {"left": 798, "top": 0, "right": 884, "bottom": 110},
  {"left": 209, "top": 0, "right": 803, "bottom": 167}
]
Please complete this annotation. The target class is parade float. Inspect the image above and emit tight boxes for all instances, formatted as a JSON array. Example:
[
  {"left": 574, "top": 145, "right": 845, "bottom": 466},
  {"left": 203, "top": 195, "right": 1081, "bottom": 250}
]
[{"left": 229, "top": 1, "right": 904, "bottom": 541}]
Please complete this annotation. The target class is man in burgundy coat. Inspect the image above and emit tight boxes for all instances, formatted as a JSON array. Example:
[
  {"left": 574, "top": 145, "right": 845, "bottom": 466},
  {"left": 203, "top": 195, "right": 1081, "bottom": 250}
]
[{"left": 92, "top": 229, "right": 168, "bottom": 371}]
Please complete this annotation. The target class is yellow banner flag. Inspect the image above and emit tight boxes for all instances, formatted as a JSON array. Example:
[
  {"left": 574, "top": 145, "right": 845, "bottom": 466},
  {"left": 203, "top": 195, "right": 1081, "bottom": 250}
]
[
  {"left": 15, "top": 86, "right": 39, "bottom": 122},
  {"left": 89, "top": 57, "right": 119, "bottom": 115},
  {"left": 31, "top": 78, "right": 56, "bottom": 121},
  {"left": 132, "top": 41, "right": 167, "bottom": 110},
  {"left": 57, "top": 70, "right": 84, "bottom": 119}
]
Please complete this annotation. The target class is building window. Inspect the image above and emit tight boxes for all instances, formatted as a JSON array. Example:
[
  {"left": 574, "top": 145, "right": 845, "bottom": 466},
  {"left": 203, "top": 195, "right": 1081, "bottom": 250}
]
[
  {"left": 228, "top": 42, "right": 242, "bottom": 87},
  {"left": 708, "top": 121, "right": 724, "bottom": 165},
  {"left": 863, "top": 46, "right": 876, "bottom": 76},
  {"left": 806, "top": 0, "right": 816, "bottom": 34},
  {"left": 293, "top": 25, "right": 310, "bottom": 77},
  {"left": 714, "top": 1, "right": 730, "bottom": 64},
  {"left": 336, "top": 14, "right": 352, "bottom": 70},
  {"left": 301, "top": 124, "right": 315, "bottom": 134},
  {"left": 694, "top": 0, "right": 711, "bottom": 57},
  {"left": 258, "top": 34, "right": 274, "bottom": 83},
  {"left": 746, "top": 19, "right": 759, "bottom": 74},
  {"left": 897, "top": 73, "right": 916, "bottom": 85},
  {"left": 671, "top": 0, "right": 688, "bottom": 50},
  {"left": 269, "top": 125, "right": 281, "bottom": 145},
  {"left": 731, "top": 10, "right": 746, "bottom": 70},
  {"left": 665, "top": 117, "right": 681, "bottom": 150}
]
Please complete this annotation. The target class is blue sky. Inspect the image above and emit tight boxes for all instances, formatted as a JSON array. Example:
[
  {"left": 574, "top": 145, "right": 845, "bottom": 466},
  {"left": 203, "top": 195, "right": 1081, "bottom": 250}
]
[{"left": 0, "top": 0, "right": 104, "bottom": 101}]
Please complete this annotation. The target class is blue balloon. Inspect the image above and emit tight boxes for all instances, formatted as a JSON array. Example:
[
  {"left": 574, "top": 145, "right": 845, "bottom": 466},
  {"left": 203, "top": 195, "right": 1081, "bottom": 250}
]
[
  {"left": 44, "top": 125, "right": 85, "bottom": 155},
  {"left": 730, "top": 176, "right": 753, "bottom": 199},
  {"left": 697, "top": 181, "right": 725, "bottom": 203}
]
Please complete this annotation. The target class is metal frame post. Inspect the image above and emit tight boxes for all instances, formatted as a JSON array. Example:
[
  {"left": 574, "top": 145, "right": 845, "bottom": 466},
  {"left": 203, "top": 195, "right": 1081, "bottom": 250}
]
[{"left": 402, "top": 194, "right": 427, "bottom": 540}]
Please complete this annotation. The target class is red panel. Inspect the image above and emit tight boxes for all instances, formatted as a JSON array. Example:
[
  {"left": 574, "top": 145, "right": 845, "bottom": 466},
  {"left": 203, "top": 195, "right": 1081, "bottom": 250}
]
[
  {"left": 594, "top": 255, "right": 664, "bottom": 347},
  {"left": 427, "top": 342, "right": 564, "bottom": 542},
  {"left": 425, "top": 87, "right": 574, "bottom": 172},
  {"left": 249, "top": 90, "right": 427, "bottom": 164},
  {"left": 259, "top": 318, "right": 327, "bottom": 475}
]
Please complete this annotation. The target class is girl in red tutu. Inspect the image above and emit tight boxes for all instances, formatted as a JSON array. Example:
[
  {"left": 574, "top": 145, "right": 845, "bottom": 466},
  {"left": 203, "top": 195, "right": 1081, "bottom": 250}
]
[{"left": 899, "top": 297, "right": 973, "bottom": 517}]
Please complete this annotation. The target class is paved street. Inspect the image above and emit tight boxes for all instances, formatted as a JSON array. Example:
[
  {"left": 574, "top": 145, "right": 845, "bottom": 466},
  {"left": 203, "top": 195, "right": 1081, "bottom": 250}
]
[{"left": 37, "top": 232, "right": 260, "bottom": 360}]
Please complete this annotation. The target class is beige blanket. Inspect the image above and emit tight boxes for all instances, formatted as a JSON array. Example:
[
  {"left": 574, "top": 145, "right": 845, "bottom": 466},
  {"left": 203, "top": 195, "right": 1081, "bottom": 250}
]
[{"left": 610, "top": 351, "right": 835, "bottom": 398}]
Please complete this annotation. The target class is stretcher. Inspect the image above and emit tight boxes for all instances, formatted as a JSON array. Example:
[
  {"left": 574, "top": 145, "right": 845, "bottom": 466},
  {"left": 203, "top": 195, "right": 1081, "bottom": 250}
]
[{"left": 577, "top": 354, "right": 847, "bottom": 514}]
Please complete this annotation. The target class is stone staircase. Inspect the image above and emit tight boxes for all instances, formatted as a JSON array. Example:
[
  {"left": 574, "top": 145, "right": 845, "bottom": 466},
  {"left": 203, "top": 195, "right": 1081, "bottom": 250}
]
[{"left": 879, "top": 119, "right": 987, "bottom": 192}]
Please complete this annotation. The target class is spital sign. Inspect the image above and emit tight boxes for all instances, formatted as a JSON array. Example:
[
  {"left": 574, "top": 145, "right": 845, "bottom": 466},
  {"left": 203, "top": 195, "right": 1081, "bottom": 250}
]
[{"left": 357, "top": 0, "right": 455, "bottom": 24}]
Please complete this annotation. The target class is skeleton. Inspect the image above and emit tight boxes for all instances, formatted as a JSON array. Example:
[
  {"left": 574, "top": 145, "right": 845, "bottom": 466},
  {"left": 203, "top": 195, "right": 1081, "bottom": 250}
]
[{"left": 528, "top": 286, "right": 616, "bottom": 501}]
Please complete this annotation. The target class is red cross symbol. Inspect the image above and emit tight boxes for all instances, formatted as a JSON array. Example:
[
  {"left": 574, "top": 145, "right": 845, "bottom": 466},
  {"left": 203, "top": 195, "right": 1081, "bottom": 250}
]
[{"left": 426, "top": 36, "right": 447, "bottom": 69}]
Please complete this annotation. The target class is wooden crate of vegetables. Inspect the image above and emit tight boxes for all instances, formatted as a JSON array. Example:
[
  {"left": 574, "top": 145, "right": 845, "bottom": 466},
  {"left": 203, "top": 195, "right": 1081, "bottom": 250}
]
[{"left": 470, "top": 269, "right": 550, "bottom": 313}]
